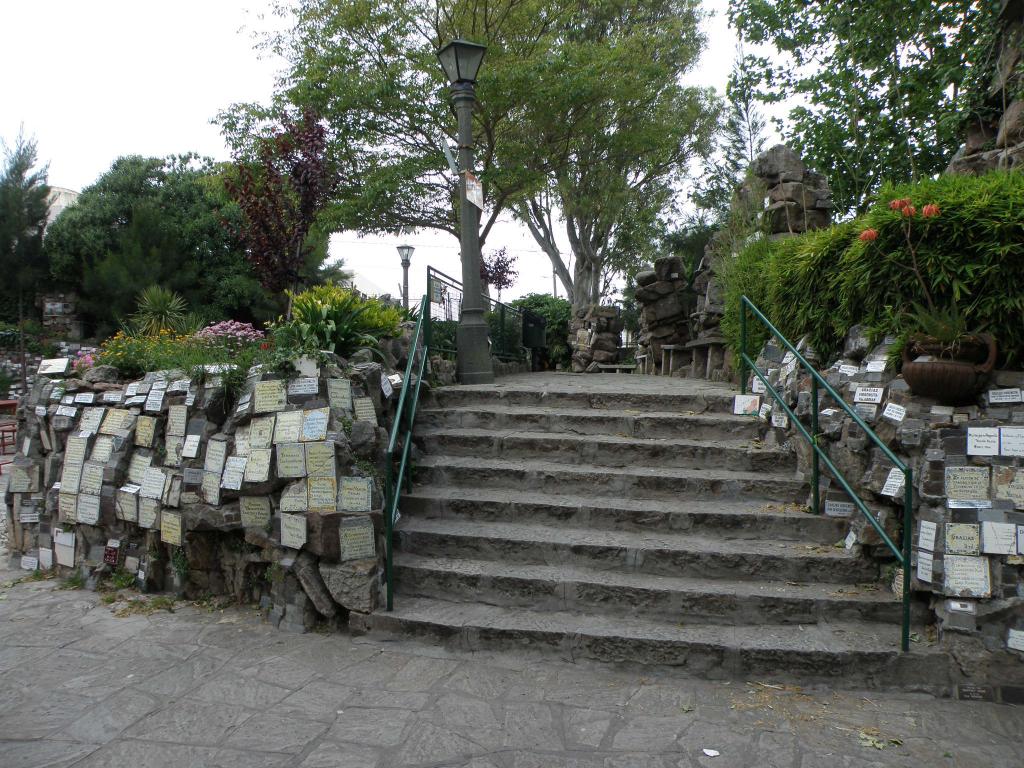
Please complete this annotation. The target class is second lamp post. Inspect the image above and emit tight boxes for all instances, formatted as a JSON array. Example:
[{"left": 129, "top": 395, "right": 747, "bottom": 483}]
[
  {"left": 397, "top": 244, "right": 414, "bottom": 310},
  {"left": 437, "top": 38, "right": 494, "bottom": 385}
]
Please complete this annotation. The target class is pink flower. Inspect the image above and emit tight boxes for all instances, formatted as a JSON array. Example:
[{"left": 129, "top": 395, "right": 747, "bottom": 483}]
[{"left": 859, "top": 228, "right": 879, "bottom": 242}]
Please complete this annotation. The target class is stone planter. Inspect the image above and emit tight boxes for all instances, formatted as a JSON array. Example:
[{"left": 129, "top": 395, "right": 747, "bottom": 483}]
[{"left": 901, "top": 334, "right": 997, "bottom": 405}]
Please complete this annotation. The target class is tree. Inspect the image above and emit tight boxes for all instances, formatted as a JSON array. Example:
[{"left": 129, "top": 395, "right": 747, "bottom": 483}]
[
  {"left": 0, "top": 131, "right": 50, "bottom": 389},
  {"left": 480, "top": 247, "right": 517, "bottom": 299},
  {"left": 219, "top": 0, "right": 718, "bottom": 313},
  {"left": 729, "top": 1, "right": 998, "bottom": 216},
  {"left": 44, "top": 155, "right": 285, "bottom": 337},
  {"left": 692, "top": 56, "right": 767, "bottom": 220},
  {"left": 224, "top": 108, "right": 339, "bottom": 303}
]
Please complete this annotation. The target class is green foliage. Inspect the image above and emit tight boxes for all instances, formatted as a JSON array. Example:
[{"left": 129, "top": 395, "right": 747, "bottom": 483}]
[
  {"left": 275, "top": 283, "right": 401, "bottom": 358},
  {"left": 171, "top": 548, "right": 189, "bottom": 581},
  {"left": 510, "top": 293, "right": 572, "bottom": 369},
  {"left": 719, "top": 171, "right": 1024, "bottom": 365},
  {"left": 131, "top": 286, "right": 188, "bottom": 335},
  {"left": 97, "top": 328, "right": 266, "bottom": 381},
  {"left": 903, "top": 302, "right": 974, "bottom": 345},
  {"left": 729, "top": 1, "right": 998, "bottom": 216},
  {"left": 109, "top": 569, "right": 137, "bottom": 590}
]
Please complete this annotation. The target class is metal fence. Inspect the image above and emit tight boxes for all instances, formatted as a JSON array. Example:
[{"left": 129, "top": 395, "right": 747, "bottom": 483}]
[{"left": 425, "top": 266, "right": 542, "bottom": 362}]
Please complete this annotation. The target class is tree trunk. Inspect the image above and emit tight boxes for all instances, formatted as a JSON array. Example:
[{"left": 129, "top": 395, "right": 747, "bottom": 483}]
[
  {"left": 572, "top": 258, "right": 600, "bottom": 314},
  {"left": 18, "top": 287, "right": 27, "bottom": 394}
]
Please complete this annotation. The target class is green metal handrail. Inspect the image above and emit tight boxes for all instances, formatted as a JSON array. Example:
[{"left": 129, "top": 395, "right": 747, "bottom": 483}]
[
  {"left": 739, "top": 296, "right": 913, "bottom": 653},
  {"left": 384, "top": 294, "right": 430, "bottom": 611}
]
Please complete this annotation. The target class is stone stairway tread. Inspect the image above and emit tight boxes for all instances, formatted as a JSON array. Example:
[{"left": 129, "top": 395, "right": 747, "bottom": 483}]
[
  {"left": 397, "top": 517, "right": 851, "bottom": 560},
  {"left": 416, "top": 454, "right": 798, "bottom": 484},
  {"left": 419, "top": 404, "right": 752, "bottom": 421},
  {"left": 417, "top": 426, "right": 781, "bottom": 452},
  {"left": 404, "top": 485, "right": 811, "bottom": 518},
  {"left": 368, "top": 596, "right": 922, "bottom": 655},
  {"left": 396, "top": 553, "right": 899, "bottom": 606}
]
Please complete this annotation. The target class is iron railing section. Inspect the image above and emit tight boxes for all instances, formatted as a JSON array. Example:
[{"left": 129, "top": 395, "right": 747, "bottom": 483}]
[
  {"left": 426, "top": 266, "right": 532, "bottom": 362},
  {"left": 739, "top": 296, "right": 914, "bottom": 653},
  {"left": 383, "top": 294, "right": 429, "bottom": 611}
]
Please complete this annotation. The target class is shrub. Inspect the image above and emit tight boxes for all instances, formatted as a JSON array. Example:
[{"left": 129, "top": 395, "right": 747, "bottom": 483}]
[
  {"left": 275, "top": 284, "right": 401, "bottom": 358},
  {"left": 510, "top": 293, "right": 573, "bottom": 369},
  {"left": 96, "top": 328, "right": 264, "bottom": 380},
  {"left": 719, "top": 171, "right": 1024, "bottom": 366},
  {"left": 131, "top": 286, "right": 188, "bottom": 335},
  {"left": 196, "top": 320, "right": 265, "bottom": 345}
]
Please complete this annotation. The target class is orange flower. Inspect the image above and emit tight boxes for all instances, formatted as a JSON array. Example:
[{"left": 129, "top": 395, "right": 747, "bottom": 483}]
[
  {"left": 889, "top": 198, "right": 911, "bottom": 211},
  {"left": 901, "top": 205, "right": 917, "bottom": 217},
  {"left": 921, "top": 203, "right": 940, "bottom": 218},
  {"left": 859, "top": 228, "right": 879, "bottom": 242}
]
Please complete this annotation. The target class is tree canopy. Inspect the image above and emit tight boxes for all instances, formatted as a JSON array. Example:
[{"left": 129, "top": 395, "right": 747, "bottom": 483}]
[
  {"left": 0, "top": 132, "right": 50, "bottom": 324},
  {"left": 729, "top": 0, "right": 998, "bottom": 216},
  {"left": 220, "top": 0, "right": 718, "bottom": 310}
]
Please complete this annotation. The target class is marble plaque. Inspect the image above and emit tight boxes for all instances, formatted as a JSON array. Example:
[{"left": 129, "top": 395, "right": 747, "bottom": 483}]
[
  {"left": 340, "top": 476, "right": 373, "bottom": 512},
  {"left": 140, "top": 468, "right": 167, "bottom": 500},
  {"left": 249, "top": 415, "right": 275, "bottom": 449},
  {"left": 273, "top": 410, "right": 302, "bottom": 444},
  {"left": 854, "top": 387, "right": 884, "bottom": 404},
  {"left": 328, "top": 378, "right": 353, "bottom": 411},
  {"left": 77, "top": 494, "right": 101, "bottom": 525},
  {"left": 161, "top": 512, "right": 182, "bottom": 546},
  {"left": 994, "top": 466, "right": 1024, "bottom": 509},
  {"left": 918, "top": 520, "right": 937, "bottom": 551},
  {"left": 240, "top": 496, "right": 272, "bottom": 528},
  {"left": 280, "top": 512, "right": 307, "bottom": 549},
  {"left": 880, "top": 467, "right": 905, "bottom": 497},
  {"left": 276, "top": 442, "right": 306, "bottom": 478},
  {"left": 305, "top": 442, "right": 335, "bottom": 478},
  {"left": 770, "top": 409, "right": 789, "bottom": 429},
  {"left": 90, "top": 435, "right": 114, "bottom": 464},
  {"left": 116, "top": 485, "right": 140, "bottom": 522},
  {"left": 380, "top": 375, "right": 393, "bottom": 399},
  {"left": 166, "top": 475, "right": 182, "bottom": 508},
  {"left": 55, "top": 529, "right": 75, "bottom": 565},
  {"left": 102, "top": 390, "right": 123, "bottom": 403},
  {"left": 1008, "top": 629, "right": 1024, "bottom": 653},
  {"left": 838, "top": 364, "right": 858, "bottom": 376},
  {"left": 183, "top": 467, "right": 203, "bottom": 485},
  {"left": 167, "top": 405, "right": 187, "bottom": 436},
  {"left": 989, "top": 387, "right": 1023, "bottom": 404},
  {"left": 134, "top": 415, "right": 157, "bottom": 447},
  {"left": 80, "top": 461, "right": 105, "bottom": 496},
  {"left": 100, "top": 409, "right": 134, "bottom": 434},
  {"left": 339, "top": 516, "right": 376, "bottom": 561},
  {"left": 916, "top": 550, "right": 934, "bottom": 583},
  {"left": 865, "top": 360, "right": 887, "bottom": 373},
  {"left": 164, "top": 435, "right": 184, "bottom": 467},
  {"left": 981, "top": 521, "right": 1017, "bottom": 555},
  {"left": 204, "top": 439, "right": 228, "bottom": 475},
  {"left": 1000, "top": 428, "right": 1024, "bottom": 457},
  {"left": 757, "top": 402, "right": 771, "bottom": 421},
  {"left": 138, "top": 497, "right": 160, "bottom": 529},
  {"left": 59, "top": 492, "right": 78, "bottom": 522},
  {"left": 943, "top": 554, "right": 991, "bottom": 598},
  {"left": 9, "top": 466, "right": 34, "bottom": 493},
  {"left": 55, "top": 404, "right": 77, "bottom": 418},
  {"left": 946, "top": 523, "right": 981, "bottom": 555},
  {"left": 882, "top": 402, "right": 906, "bottom": 422},
  {"left": 79, "top": 407, "right": 105, "bottom": 434},
  {"left": 144, "top": 388, "right": 164, "bottom": 412},
  {"left": 233, "top": 425, "right": 251, "bottom": 458},
  {"left": 279, "top": 480, "right": 308, "bottom": 512},
  {"left": 732, "top": 394, "right": 760, "bottom": 416},
  {"left": 288, "top": 377, "right": 319, "bottom": 396},
  {"left": 824, "top": 499, "right": 854, "bottom": 517},
  {"left": 38, "top": 358, "right": 70, "bottom": 375},
  {"left": 750, "top": 376, "right": 766, "bottom": 394},
  {"left": 234, "top": 392, "right": 252, "bottom": 415},
  {"left": 301, "top": 408, "right": 329, "bottom": 442},
  {"left": 124, "top": 382, "right": 140, "bottom": 397},
  {"left": 201, "top": 472, "right": 221, "bottom": 506},
  {"left": 244, "top": 448, "right": 272, "bottom": 483},
  {"left": 221, "top": 456, "right": 247, "bottom": 490},
  {"left": 61, "top": 461, "right": 82, "bottom": 494},
  {"left": 73, "top": 392, "right": 95, "bottom": 404},
  {"left": 65, "top": 434, "right": 89, "bottom": 466},
  {"left": 945, "top": 466, "right": 990, "bottom": 500},
  {"left": 182, "top": 434, "right": 201, "bottom": 458},
  {"left": 967, "top": 427, "right": 1000, "bottom": 456},
  {"left": 128, "top": 452, "right": 152, "bottom": 485},
  {"left": 254, "top": 380, "right": 287, "bottom": 413},
  {"left": 854, "top": 403, "right": 877, "bottom": 421},
  {"left": 307, "top": 477, "right": 337, "bottom": 512}
]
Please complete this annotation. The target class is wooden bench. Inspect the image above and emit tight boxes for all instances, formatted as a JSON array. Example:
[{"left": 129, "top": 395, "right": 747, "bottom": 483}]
[
  {"left": 596, "top": 363, "right": 638, "bottom": 374},
  {"left": 660, "top": 344, "right": 682, "bottom": 376}
]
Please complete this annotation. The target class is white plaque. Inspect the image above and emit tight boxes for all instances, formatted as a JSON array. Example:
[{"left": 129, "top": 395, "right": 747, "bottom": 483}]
[
  {"left": 276, "top": 442, "right": 307, "bottom": 478},
  {"left": 989, "top": 388, "right": 1023, "bottom": 404},
  {"left": 854, "top": 387, "right": 884, "bottom": 404},
  {"left": 943, "top": 555, "right": 991, "bottom": 598},
  {"left": 340, "top": 476, "right": 373, "bottom": 512},
  {"left": 79, "top": 407, "right": 105, "bottom": 434},
  {"left": 916, "top": 550, "right": 933, "bottom": 583},
  {"left": 21, "top": 555, "right": 39, "bottom": 571},
  {"left": 732, "top": 394, "right": 760, "bottom": 416},
  {"left": 140, "top": 468, "right": 167, "bottom": 500},
  {"left": 824, "top": 499, "right": 854, "bottom": 517},
  {"left": 116, "top": 484, "right": 140, "bottom": 522},
  {"left": 838, "top": 364, "right": 858, "bottom": 376},
  {"left": 750, "top": 377, "right": 766, "bottom": 394},
  {"left": 287, "top": 377, "right": 319, "bottom": 396},
  {"left": 204, "top": 439, "right": 228, "bottom": 474},
  {"left": 239, "top": 496, "right": 272, "bottom": 528},
  {"left": 167, "top": 405, "right": 187, "bottom": 436},
  {"left": 244, "top": 448, "right": 272, "bottom": 483},
  {"left": 55, "top": 405, "right": 78, "bottom": 418},
  {"left": 994, "top": 466, "right": 1024, "bottom": 509},
  {"left": 234, "top": 425, "right": 251, "bottom": 458},
  {"left": 844, "top": 530, "right": 856, "bottom": 550},
  {"left": 918, "top": 520, "right": 937, "bottom": 551},
  {"left": 353, "top": 397, "right": 378, "bottom": 424},
  {"left": 182, "top": 434, "right": 201, "bottom": 458},
  {"left": 138, "top": 497, "right": 160, "bottom": 529},
  {"left": 279, "top": 480, "right": 308, "bottom": 512},
  {"left": 77, "top": 494, "right": 101, "bottom": 525},
  {"left": 1008, "top": 629, "right": 1024, "bottom": 653},
  {"left": 770, "top": 409, "right": 789, "bottom": 429},
  {"left": 90, "top": 435, "right": 114, "bottom": 464},
  {"left": 882, "top": 402, "right": 906, "bottom": 422},
  {"left": 328, "top": 378, "right": 353, "bottom": 411},
  {"left": 102, "top": 390, "right": 123, "bottom": 403},
  {"left": 946, "top": 523, "right": 981, "bottom": 555},
  {"left": 301, "top": 408, "right": 329, "bottom": 442},
  {"left": 1000, "top": 428, "right": 1024, "bottom": 457},
  {"left": 339, "top": 516, "right": 376, "bottom": 561},
  {"left": 128, "top": 452, "right": 152, "bottom": 485},
  {"left": 880, "top": 467, "right": 905, "bottom": 497},
  {"left": 967, "top": 427, "right": 1000, "bottom": 457},
  {"left": 981, "top": 521, "right": 1017, "bottom": 555},
  {"left": 273, "top": 410, "right": 302, "bottom": 444},
  {"left": 254, "top": 380, "right": 287, "bottom": 413},
  {"left": 757, "top": 402, "right": 771, "bottom": 421},
  {"left": 79, "top": 461, "right": 105, "bottom": 495},
  {"left": 161, "top": 511, "right": 182, "bottom": 546},
  {"left": 73, "top": 392, "right": 95, "bottom": 404},
  {"left": 250, "top": 415, "right": 275, "bottom": 449},
  {"left": 144, "top": 388, "right": 164, "bottom": 412},
  {"left": 944, "top": 466, "right": 990, "bottom": 500},
  {"left": 38, "top": 358, "right": 70, "bottom": 375},
  {"left": 280, "top": 513, "right": 307, "bottom": 549},
  {"left": 380, "top": 375, "right": 393, "bottom": 399},
  {"left": 865, "top": 360, "right": 887, "bottom": 372},
  {"left": 202, "top": 472, "right": 221, "bottom": 506},
  {"left": 221, "top": 456, "right": 247, "bottom": 490}
]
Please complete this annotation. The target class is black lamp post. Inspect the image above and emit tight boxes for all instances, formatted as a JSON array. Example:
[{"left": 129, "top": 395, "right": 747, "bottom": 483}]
[
  {"left": 397, "top": 244, "right": 414, "bottom": 309},
  {"left": 437, "top": 38, "right": 493, "bottom": 384}
]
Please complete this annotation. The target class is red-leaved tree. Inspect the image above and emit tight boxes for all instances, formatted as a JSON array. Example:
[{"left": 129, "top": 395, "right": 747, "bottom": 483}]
[
  {"left": 225, "top": 109, "right": 338, "bottom": 304},
  {"left": 480, "top": 247, "right": 518, "bottom": 300}
]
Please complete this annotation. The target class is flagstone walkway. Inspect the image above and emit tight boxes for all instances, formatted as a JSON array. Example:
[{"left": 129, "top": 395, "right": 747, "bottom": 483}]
[{"left": 0, "top": 563, "right": 1020, "bottom": 768}]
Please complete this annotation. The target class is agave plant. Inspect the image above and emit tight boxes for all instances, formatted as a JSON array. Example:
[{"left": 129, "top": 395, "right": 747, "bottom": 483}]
[{"left": 131, "top": 286, "right": 188, "bottom": 335}]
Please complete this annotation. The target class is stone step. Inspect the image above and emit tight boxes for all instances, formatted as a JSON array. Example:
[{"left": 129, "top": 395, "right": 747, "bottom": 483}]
[
  {"left": 394, "top": 518, "right": 877, "bottom": 583},
  {"left": 417, "top": 427, "right": 794, "bottom": 472},
  {"left": 429, "top": 384, "right": 736, "bottom": 414},
  {"left": 413, "top": 455, "right": 804, "bottom": 503},
  {"left": 394, "top": 554, "right": 925, "bottom": 626},
  {"left": 401, "top": 486, "right": 843, "bottom": 543},
  {"left": 351, "top": 597, "right": 950, "bottom": 691},
  {"left": 417, "top": 405, "right": 756, "bottom": 440}
]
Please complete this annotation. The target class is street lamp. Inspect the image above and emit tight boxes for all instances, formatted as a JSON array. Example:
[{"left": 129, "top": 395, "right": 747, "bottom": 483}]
[
  {"left": 437, "top": 38, "right": 493, "bottom": 384},
  {"left": 397, "top": 244, "right": 414, "bottom": 310}
]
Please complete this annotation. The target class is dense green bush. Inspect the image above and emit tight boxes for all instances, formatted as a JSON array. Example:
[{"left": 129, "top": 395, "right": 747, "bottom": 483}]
[
  {"left": 510, "top": 293, "right": 573, "bottom": 369},
  {"left": 719, "top": 171, "right": 1024, "bottom": 365},
  {"left": 274, "top": 284, "right": 401, "bottom": 358}
]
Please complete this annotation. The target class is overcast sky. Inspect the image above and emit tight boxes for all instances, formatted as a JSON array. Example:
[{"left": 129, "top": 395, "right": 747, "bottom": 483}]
[{"left": 2, "top": 0, "right": 758, "bottom": 305}]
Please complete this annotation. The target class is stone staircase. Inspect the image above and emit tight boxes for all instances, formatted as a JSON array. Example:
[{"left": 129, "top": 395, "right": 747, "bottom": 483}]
[{"left": 354, "top": 374, "right": 944, "bottom": 690}]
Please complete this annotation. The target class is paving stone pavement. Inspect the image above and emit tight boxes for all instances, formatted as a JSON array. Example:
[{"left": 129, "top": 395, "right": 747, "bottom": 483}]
[{"left": 1, "top": 564, "right": 1021, "bottom": 768}]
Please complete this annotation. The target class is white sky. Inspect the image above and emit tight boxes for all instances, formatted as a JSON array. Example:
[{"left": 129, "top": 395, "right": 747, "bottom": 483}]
[{"left": 2, "top": 0, "right": 759, "bottom": 306}]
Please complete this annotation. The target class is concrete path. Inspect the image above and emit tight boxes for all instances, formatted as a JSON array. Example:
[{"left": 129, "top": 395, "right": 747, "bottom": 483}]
[{"left": 0, "top": 572, "right": 1020, "bottom": 767}]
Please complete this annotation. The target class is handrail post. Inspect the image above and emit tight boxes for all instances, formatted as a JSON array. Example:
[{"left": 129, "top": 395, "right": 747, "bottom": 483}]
[
  {"left": 901, "top": 468, "right": 913, "bottom": 652},
  {"left": 385, "top": 460, "right": 394, "bottom": 611},
  {"left": 811, "top": 377, "right": 820, "bottom": 515},
  {"left": 739, "top": 298, "right": 748, "bottom": 395}
]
